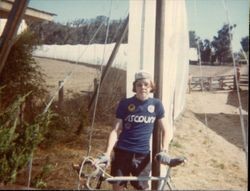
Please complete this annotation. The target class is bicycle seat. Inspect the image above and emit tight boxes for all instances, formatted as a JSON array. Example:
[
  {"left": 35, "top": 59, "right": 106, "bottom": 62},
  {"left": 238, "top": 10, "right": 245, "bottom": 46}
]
[
  {"left": 156, "top": 155, "right": 186, "bottom": 167},
  {"left": 167, "top": 157, "right": 186, "bottom": 167}
]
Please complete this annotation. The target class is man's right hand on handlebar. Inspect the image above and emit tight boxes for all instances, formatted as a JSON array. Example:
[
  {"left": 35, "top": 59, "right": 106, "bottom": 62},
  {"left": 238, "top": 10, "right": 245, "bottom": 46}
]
[{"left": 93, "top": 153, "right": 111, "bottom": 167}]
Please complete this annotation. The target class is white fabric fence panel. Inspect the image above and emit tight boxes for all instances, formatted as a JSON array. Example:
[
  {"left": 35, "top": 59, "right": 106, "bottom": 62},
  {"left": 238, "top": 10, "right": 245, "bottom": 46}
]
[
  {"left": 33, "top": 43, "right": 128, "bottom": 70},
  {"left": 127, "top": 0, "right": 156, "bottom": 96},
  {"left": 128, "top": 0, "right": 189, "bottom": 184},
  {"left": 128, "top": 0, "right": 189, "bottom": 143},
  {"left": 163, "top": 0, "right": 189, "bottom": 122}
]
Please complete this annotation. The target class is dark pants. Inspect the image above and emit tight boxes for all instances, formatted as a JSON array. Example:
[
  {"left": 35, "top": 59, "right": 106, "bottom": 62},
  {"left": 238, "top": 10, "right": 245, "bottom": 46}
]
[{"left": 110, "top": 148, "right": 151, "bottom": 190}]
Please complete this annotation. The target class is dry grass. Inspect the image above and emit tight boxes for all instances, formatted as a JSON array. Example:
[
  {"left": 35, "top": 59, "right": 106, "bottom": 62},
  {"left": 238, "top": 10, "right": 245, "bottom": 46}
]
[{"left": 11, "top": 57, "right": 248, "bottom": 190}]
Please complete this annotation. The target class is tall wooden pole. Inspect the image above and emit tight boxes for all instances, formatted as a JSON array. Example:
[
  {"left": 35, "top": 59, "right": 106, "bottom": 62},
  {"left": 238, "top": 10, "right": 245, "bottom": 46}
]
[
  {"left": 152, "top": 0, "right": 165, "bottom": 189},
  {"left": 0, "top": 0, "right": 29, "bottom": 75}
]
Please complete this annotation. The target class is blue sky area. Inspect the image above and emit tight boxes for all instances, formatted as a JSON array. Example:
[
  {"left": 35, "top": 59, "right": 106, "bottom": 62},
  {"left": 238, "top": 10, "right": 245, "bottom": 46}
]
[
  {"left": 29, "top": 0, "right": 249, "bottom": 51},
  {"left": 186, "top": 0, "right": 249, "bottom": 52},
  {"left": 29, "top": 0, "right": 129, "bottom": 21}
]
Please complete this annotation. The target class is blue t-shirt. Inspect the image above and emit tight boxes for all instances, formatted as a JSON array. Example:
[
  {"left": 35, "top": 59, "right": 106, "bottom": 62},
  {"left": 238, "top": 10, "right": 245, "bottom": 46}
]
[{"left": 115, "top": 96, "right": 165, "bottom": 154}]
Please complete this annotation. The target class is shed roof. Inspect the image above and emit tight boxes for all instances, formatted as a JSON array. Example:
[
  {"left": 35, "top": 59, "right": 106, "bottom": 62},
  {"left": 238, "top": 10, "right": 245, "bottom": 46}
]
[{"left": 0, "top": 0, "right": 56, "bottom": 21}]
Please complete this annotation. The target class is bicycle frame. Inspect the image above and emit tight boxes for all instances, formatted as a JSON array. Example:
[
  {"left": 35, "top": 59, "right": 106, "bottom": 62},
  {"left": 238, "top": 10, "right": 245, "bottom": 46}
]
[
  {"left": 74, "top": 156, "right": 185, "bottom": 190},
  {"left": 106, "top": 166, "right": 174, "bottom": 190}
]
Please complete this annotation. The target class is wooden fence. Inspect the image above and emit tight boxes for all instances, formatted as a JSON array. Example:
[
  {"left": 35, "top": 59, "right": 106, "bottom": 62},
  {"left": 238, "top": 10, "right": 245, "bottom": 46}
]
[{"left": 189, "top": 74, "right": 248, "bottom": 92}]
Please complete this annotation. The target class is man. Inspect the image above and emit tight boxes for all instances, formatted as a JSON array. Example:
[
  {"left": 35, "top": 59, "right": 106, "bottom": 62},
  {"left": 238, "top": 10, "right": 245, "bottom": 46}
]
[{"left": 98, "top": 70, "right": 169, "bottom": 190}]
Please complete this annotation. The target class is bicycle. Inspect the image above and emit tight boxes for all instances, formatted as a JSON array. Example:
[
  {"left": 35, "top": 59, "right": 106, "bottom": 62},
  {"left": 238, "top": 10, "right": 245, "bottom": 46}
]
[{"left": 72, "top": 155, "right": 186, "bottom": 190}]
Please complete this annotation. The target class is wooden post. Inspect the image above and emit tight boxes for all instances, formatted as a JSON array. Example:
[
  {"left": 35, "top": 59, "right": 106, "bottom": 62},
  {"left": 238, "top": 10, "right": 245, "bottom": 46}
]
[
  {"left": 233, "top": 66, "right": 240, "bottom": 90},
  {"left": 153, "top": 0, "right": 165, "bottom": 189},
  {"left": 93, "top": 78, "right": 98, "bottom": 90},
  {"left": 208, "top": 77, "right": 212, "bottom": 91},
  {"left": 200, "top": 78, "right": 204, "bottom": 91},
  {"left": 219, "top": 78, "right": 224, "bottom": 90},
  {"left": 88, "top": 15, "right": 129, "bottom": 111},
  {"left": 58, "top": 81, "right": 64, "bottom": 110},
  {"left": 0, "top": 0, "right": 29, "bottom": 75},
  {"left": 237, "top": 66, "right": 241, "bottom": 90}
]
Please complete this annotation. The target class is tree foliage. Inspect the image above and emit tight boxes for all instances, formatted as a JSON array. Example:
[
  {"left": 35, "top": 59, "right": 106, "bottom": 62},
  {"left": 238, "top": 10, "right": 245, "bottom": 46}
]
[
  {"left": 192, "top": 24, "right": 237, "bottom": 64},
  {"left": 211, "top": 24, "right": 236, "bottom": 64},
  {"left": 189, "top": 31, "right": 198, "bottom": 48},
  {"left": 240, "top": 36, "right": 249, "bottom": 52},
  {"left": 0, "top": 30, "right": 48, "bottom": 112},
  {"left": 0, "top": 30, "right": 53, "bottom": 185},
  {"left": 0, "top": 92, "right": 53, "bottom": 184},
  {"left": 27, "top": 16, "right": 128, "bottom": 45},
  {"left": 198, "top": 39, "right": 212, "bottom": 63}
]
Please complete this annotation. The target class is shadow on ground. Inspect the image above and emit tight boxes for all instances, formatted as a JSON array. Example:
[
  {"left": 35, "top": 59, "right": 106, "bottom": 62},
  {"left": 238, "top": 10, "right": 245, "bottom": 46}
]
[
  {"left": 226, "top": 90, "right": 248, "bottom": 112},
  {"left": 194, "top": 112, "right": 248, "bottom": 150}
]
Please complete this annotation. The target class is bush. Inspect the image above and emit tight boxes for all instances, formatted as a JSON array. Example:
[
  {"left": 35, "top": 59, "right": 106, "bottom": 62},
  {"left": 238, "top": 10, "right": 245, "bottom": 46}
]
[
  {"left": 0, "top": 30, "right": 53, "bottom": 185},
  {"left": 0, "top": 93, "right": 53, "bottom": 184},
  {"left": 0, "top": 30, "right": 47, "bottom": 118}
]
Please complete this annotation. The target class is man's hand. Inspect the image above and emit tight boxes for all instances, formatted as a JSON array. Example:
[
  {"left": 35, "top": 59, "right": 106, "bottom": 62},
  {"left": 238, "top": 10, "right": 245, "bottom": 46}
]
[{"left": 93, "top": 153, "right": 111, "bottom": 167}]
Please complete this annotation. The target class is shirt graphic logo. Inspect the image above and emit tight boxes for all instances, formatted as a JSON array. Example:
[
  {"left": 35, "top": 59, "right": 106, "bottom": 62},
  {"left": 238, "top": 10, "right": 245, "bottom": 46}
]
[
  {"left": 147, "top": 105, "right": 155, "bottom": 113},
  {"left": 125, "top": 115, "right": 156, "bottom": 124},
  {"left": 128, "top": 104, "right": 136, "bottom": 112}
]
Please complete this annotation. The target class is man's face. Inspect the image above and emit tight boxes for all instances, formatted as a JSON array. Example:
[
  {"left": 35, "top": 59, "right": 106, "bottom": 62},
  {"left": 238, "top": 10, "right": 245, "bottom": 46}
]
[{"left": 135, "top": 78, "right": 152, "bottom": 100}]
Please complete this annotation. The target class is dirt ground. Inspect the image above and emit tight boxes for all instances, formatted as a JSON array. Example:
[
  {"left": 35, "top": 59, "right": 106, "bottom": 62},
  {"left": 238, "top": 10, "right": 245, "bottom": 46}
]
[
  {"left": 10, "top": 58, "right": 248, "bottom": 190},
  {"left": 169, "top": 91, "right": 248, "bottom": 190}
]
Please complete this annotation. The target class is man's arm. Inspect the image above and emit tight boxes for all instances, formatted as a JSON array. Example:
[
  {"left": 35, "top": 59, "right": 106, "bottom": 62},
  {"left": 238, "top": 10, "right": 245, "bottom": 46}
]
[
  {"left": 104, "top": 118, "right": 122, "bottom": 157},
  {"left": 158, "top": 118, "right": 169, "bottom": 152}
]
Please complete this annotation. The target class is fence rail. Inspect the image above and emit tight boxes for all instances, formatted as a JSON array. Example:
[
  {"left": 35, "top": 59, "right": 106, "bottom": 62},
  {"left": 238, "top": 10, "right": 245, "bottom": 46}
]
[{"left": 189, "top": 74, "right": 248, "bottom": 92}]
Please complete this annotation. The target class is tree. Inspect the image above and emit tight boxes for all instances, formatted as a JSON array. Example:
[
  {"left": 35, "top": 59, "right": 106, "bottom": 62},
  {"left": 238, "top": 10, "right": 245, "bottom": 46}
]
[
  {"left": 0, "top": 93, "right": 53, "bottom": 184},
  {"left": 198, "top": 39, "right": 212, "bottom": 63},
  {"left": 27, "top": 16, "right": 127, "bottom": 45},
  {"left": 211, "top": 24, "right": 236, "bottom": 65},
  {"left": 0, "top": 30, "right": 48, "bottom": 120},
  {"left": 240, "top": 36, "right": 249, "bottom": 53},
  {"left": 189, "top": 31, "right": 198, "bottom": 48},
  {"left": 0, "top": 31, "right": 53, "bottom": 185}
]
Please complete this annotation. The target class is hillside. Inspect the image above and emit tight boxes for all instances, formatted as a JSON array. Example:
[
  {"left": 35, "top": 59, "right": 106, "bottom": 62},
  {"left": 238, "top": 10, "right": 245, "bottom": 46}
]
[
  {"left": 169, "top": 91, "right": 247, "bottom": 190},
  {"left": 9, "top": 58, "right": 248, "bottom": 190}
]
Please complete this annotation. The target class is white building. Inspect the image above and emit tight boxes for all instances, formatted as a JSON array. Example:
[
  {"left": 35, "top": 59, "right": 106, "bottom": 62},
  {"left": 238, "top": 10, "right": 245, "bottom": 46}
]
[{"left": 0, "top": 0, "right": 56, "bottom": 35}]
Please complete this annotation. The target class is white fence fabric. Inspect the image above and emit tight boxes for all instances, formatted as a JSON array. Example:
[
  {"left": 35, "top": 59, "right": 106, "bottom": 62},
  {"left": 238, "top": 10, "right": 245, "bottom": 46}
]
[
  {"left": 128, "top": 0, "right": 189, "bottom": 143},
  {"left": 33, "top": 43, "right": 127, "bottom": 70}
]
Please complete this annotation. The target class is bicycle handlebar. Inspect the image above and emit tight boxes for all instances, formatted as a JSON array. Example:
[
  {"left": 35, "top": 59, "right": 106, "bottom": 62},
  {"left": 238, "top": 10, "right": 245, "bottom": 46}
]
[{"left": 74, "top": 155, "right": 187, "bottom": 190}]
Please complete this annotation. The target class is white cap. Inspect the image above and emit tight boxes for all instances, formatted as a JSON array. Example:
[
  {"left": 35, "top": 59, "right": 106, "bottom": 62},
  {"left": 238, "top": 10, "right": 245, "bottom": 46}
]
[{"left": 134, "top": 70, "right": 152, "bottom": 81}]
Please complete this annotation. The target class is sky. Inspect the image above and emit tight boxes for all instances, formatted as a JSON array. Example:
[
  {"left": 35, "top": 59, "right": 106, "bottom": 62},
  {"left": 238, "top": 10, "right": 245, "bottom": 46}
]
[
  {"left": 29, "top": 0, "right": 129, "bottom": 21},
  {"left": 28, "top": 0, "right": 249, "bottom": 52},
  {"left": 186, "top": 0, "right": 249, "bottom": 52}
]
